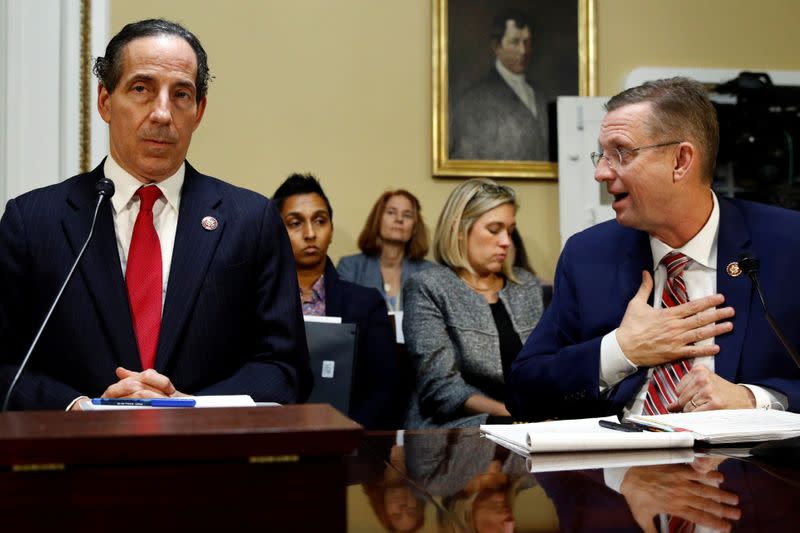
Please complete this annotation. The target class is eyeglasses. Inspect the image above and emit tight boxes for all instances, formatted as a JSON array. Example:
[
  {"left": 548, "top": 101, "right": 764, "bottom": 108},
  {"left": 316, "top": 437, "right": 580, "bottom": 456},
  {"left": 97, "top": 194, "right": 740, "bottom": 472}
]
[{"left": 590, "top": 141, "right": 682, "bottom": 171}]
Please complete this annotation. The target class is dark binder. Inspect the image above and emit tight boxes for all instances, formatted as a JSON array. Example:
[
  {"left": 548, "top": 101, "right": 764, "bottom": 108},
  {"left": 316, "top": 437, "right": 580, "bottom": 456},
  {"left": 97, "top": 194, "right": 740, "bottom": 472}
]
[{"left": 304, "top": 321, "right": 358, "bottom": 415}]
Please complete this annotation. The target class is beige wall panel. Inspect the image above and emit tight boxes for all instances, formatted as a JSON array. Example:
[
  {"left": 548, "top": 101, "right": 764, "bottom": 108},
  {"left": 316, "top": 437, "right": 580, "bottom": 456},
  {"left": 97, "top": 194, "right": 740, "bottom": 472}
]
[
  {"left": 597, "top": 0, "right": 800, "bottom": 94},
  {"left": 111, "top": 0, "right": 800, "bottom": 280}
]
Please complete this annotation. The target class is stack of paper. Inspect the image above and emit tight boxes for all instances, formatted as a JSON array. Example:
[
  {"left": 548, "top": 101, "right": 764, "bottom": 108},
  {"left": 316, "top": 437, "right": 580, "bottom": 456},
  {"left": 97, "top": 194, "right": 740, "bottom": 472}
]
[
  {"left": 627, "top": 409, "right": 800, "bottom": 444},
  {"left": 480, "top": 410, "right": 800, "bottom": 454},
  {"left": 524, "top": 448, "right": 695, "bottom": 473},
  {"left": 481, "top": 416, "right": 694, "bottom": 454}
]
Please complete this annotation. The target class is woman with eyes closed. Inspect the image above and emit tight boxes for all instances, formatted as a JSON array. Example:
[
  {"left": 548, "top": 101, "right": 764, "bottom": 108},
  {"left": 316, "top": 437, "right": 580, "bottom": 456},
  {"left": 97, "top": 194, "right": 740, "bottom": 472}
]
[
  {"left": 272, "top": 174, "right": 401, "bottom": 429},
  {"left": 402, "top": 178, "right": 544, "bottom": 429},
  {"left": 338, "top": 190, "right": 433, "bottom": 313}
]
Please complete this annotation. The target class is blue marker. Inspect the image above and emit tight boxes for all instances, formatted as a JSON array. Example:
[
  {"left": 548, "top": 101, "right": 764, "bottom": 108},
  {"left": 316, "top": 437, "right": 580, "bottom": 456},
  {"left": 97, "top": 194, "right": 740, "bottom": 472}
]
[{"left": 91, "top": 397, "right": 196, "bottom": 407}]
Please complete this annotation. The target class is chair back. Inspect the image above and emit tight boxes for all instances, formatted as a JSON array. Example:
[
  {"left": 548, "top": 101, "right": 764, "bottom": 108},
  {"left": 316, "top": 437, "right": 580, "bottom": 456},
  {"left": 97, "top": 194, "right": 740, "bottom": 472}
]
[{"left": 304, "top": 321, "right": 358, "bottom": 415}]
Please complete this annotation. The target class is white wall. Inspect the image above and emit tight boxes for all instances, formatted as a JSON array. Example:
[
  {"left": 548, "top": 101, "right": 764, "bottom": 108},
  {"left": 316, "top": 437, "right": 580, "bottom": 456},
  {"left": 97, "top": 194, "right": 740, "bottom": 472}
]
[{"left": 0, "top": 0, "right": 108, "bottom": 209}]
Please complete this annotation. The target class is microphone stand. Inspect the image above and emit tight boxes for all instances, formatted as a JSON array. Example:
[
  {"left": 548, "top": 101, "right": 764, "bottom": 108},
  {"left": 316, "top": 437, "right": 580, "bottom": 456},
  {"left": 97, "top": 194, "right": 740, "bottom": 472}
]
[
  {"left": 738, "top": 254, "right": 800, "bottom": 466},
  {"left": 1, "top": 179, "right": 114, "bottom": 411}
]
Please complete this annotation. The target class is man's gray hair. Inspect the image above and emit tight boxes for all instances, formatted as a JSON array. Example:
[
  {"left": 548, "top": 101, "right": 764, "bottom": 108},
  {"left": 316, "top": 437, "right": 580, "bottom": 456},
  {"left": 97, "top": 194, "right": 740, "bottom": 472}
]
[{"left": 606, "top": 77, "right": 719, "bottom": 182}]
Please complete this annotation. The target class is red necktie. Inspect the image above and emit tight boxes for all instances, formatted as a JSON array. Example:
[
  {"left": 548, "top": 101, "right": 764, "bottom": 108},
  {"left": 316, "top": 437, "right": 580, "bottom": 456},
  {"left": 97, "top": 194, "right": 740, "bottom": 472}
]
[
  {"left": 668, "top": 514, "right": 696, "bottom": 533},
  {"left": 644, "top": 252, "right": 693, "bottom": 415},
  {"left": 126, "top": 186, "right": 163, "bottom": 370}
]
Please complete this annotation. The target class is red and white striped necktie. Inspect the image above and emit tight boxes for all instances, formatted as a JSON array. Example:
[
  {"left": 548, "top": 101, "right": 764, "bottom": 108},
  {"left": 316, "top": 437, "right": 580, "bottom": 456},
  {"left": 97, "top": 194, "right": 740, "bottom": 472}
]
[{"left": 643, "top": 252, "right": 692, "bottom": 415}]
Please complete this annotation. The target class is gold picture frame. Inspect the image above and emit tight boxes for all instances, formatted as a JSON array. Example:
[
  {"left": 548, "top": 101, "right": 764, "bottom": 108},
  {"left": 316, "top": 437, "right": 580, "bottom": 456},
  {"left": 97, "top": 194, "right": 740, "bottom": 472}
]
[
  {"left": 80, "top": 0, "right": 92, "bottom": 173},
  {"left": 433, "top": 0, "right": 596, "bottom": 179}
]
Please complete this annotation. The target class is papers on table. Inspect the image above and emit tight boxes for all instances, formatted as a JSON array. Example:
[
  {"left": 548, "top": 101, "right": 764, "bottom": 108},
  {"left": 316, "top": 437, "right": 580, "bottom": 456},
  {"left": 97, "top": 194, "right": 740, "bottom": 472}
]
[
  {"left": 527, "top": 448, "right": 695, "bottom": 473},
  {"left": 481, "top": 416, "right": 695, "bottom": 454},
  {"left": 627, "top": 409, "right": 800, "bottom": 444},
  {"left": 483, "top": 432, "right": 695, "bottom": 471},
  {"left": 480, "top": 410, "right": 800, "bottom": 456},
  {"left": 82, "top": 395, "right": 258, "bottom": 410}
]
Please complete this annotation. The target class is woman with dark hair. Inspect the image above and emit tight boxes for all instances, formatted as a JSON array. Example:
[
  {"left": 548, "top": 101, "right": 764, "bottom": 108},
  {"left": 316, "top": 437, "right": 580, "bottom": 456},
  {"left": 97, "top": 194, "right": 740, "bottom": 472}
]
[
  {"left": 272, "top": 174, "right": 400, "bottom": 429},
  {"left": 338, "top": 190, "right": 433, "bottom": 312}
]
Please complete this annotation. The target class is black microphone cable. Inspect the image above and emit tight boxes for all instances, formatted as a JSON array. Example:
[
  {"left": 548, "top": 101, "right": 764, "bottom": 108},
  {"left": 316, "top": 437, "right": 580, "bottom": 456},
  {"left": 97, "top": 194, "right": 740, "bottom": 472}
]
[
  {"left": 1, "top": 178, "right": 115, "bottom": 411},
  {"left": 738, "top": 253, "right": 800, "bottom": 369}
]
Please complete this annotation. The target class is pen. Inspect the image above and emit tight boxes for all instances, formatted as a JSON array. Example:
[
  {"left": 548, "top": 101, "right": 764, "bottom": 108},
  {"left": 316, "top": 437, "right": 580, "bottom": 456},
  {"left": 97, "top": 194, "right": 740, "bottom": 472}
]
[
  {"left": 598, "top": 419, "right": 645, "bottom": 432},
  {"left": 624, "top": 417, "right": 685, "bottom": 432},
  {"left": 91, "top": 398, "right": 196, "bottom": 407}
]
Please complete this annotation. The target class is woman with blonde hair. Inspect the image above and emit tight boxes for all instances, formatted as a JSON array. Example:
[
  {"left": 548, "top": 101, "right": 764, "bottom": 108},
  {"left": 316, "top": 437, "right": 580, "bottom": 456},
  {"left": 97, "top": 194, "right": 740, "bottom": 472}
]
[
  {"left": 338, "top": 190, "right": 433, "bottom": 312},
  {"left": 403, "top": 178, "right": 543, "bottom": 428}
]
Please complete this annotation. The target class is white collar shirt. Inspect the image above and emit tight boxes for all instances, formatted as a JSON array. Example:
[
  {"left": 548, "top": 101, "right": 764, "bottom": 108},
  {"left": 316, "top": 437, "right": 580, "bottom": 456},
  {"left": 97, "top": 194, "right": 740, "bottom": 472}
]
[
  {"left": 495, "top": 59, "right": 538, "bottom": 119},
  {"left": 104, "top": 155, "right": 183, "bottom": 306}
]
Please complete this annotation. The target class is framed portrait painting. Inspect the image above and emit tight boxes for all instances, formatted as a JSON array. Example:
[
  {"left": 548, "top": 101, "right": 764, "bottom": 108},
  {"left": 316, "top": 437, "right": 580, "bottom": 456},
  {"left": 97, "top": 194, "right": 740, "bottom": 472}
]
[{"left": 433, "top": 0, "right": 596, "bottom": 179}]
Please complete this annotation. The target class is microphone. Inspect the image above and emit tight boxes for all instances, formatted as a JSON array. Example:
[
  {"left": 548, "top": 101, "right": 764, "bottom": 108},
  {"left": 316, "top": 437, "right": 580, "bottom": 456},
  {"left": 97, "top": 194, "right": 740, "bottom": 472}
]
[
  {"left": 1, "top": 178, "right": 115, "bottom": 411},
  {"left": 739, "top": 252, "right": 800, "bottom": 466},
  {"left": 738, "top": 253, "right": 800, "bottom": 369}
]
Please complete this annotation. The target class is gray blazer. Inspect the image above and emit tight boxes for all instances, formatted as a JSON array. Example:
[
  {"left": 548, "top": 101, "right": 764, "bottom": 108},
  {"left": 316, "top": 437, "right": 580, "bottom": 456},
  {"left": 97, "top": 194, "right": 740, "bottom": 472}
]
[
  {"left": 337, "top": 253, "right": 434, "bottom": 311},
  {"left": 402, "top": 265, "right": 543, "bottom": 429}
]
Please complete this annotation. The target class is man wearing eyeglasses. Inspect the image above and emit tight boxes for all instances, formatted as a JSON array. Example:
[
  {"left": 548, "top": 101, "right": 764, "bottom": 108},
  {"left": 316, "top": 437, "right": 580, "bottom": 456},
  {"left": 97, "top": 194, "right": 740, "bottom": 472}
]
[{"left": 507, "top": 77, "right": 800, "bottom": 420}]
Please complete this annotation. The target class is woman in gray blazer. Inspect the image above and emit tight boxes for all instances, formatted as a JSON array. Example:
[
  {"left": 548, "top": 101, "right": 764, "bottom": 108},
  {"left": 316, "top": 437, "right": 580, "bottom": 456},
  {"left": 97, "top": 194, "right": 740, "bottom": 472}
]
[
  {"left": 338, "top": 190, "right": 433, "bottom": 312},
  {"left": 403, "top": 179, "right": 543, "bottom": 429}
]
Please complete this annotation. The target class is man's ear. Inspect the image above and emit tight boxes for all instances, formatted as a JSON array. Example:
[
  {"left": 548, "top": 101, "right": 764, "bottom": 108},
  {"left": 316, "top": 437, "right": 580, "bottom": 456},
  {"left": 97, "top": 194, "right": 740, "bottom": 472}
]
[
  {"left": 672, "top": 142, "right": 695, "bottom": 183},
  {"left": 97, "top": 84, "right": 111, "bottom": 124},
  {"left": 192, "top": 97, "right": 207, "bottom": 131}
]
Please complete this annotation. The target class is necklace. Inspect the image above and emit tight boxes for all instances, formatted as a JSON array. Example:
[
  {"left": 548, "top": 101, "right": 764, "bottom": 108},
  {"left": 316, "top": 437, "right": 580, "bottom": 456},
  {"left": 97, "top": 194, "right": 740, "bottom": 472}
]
[{"left": 461, "top": 274, "right": 503, "bottom": 294}]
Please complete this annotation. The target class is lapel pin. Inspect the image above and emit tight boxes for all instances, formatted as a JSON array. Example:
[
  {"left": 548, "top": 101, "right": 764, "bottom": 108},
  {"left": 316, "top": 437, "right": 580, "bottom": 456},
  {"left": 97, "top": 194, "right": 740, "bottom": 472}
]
[
  {"left": 201, "top": 216, "right": 218, "bottom": 231},
  {"left": 726, "top": 261, "right": 742, "bottom": 277}
]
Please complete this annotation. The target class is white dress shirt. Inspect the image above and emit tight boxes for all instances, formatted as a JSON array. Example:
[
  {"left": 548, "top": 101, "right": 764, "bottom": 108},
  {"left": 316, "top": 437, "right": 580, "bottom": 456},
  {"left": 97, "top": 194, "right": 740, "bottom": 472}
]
[
  {"left": 104, "top": 155, "right": 183, "bottom": 307},
  {"left": 495, "top": 59, "right": 538, "bottom": 119},
  {"left": 599, "top": 192, "right": 786, "bottom": 412},
  {"left": 66, "top": 156, "right": 184, "bottom": 410}
]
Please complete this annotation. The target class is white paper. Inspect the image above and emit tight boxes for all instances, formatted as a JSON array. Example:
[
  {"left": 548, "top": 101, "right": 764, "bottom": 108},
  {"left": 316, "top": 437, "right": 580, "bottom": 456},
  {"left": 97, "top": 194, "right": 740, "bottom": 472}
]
[
  {"left": 480, "top": 416, "right": 695, "bottom": 453},
  {"left": 81, "top": 395, "right": 256, "bottom": 410},
  {"left": 303, "top": 315, "right": 342, "bottom": 324},
  {"left": 628, "top": 409, "right": 800, "bottom": 444},
  {"left": 389, "top": 311, "right": 404, "bottom": 344},
  {"left": 525, "top": 447, "right": 695, "bottom": 473}
]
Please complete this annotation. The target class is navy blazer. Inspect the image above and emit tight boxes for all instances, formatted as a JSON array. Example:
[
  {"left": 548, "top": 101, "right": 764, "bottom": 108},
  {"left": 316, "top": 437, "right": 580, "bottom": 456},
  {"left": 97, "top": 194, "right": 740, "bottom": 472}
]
[
  {"left": 508, "top": 197, "right": 800, "bottom": 420},
  {"left": 323, "top": 260, "right": 400, "bottom": 429},
  {"left": 0, "top": 161, "right": 312, "bottom": 409}
]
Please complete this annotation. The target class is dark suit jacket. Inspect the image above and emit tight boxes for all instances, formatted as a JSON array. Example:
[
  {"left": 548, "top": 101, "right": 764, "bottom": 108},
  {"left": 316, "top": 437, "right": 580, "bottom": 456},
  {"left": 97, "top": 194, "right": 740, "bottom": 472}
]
[
  {"left": 323, "top": 260, "right": 400, "bottom": 429},
  {"left": 508, "top": 197, "right": 800, "bottom": 421},
  {"left": 0, "top": 161, "right": 312, "bottom": 409},
  {"left": 449, "top": 66, "right": 549, "bottom": 161}
]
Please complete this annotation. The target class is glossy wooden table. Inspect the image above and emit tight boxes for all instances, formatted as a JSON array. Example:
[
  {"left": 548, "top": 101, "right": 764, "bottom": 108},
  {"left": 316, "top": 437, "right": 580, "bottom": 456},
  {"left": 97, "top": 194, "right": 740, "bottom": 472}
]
[
  {"left": 2, "top": 409, "right": 799, "bottom": 532},
  {"left": 347, "top": 429, "right": 800, "bottom": 532},
  {"left": 0, "top": 404, "right": 362, "bottom": 532}
]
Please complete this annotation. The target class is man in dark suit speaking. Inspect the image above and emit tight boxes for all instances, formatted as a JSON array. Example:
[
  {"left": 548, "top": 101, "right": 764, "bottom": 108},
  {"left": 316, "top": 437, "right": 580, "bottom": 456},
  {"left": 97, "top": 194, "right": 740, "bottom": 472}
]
[
  {"left": 508, "top": 77, "right": 800, "bottom": 420},
  {"left": 0, "top": 19, "right": 312, "bottom": 410}
]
